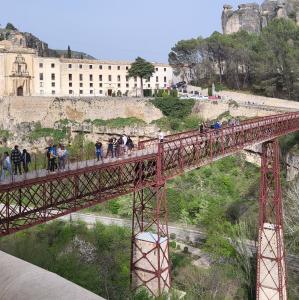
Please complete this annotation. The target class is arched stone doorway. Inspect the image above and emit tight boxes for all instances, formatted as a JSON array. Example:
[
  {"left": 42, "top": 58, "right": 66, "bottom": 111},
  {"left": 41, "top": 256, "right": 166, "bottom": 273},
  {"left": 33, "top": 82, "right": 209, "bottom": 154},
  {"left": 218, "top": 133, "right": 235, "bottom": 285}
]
[{"left": 17, "top": 86, "right": 23, "bottom": 96}]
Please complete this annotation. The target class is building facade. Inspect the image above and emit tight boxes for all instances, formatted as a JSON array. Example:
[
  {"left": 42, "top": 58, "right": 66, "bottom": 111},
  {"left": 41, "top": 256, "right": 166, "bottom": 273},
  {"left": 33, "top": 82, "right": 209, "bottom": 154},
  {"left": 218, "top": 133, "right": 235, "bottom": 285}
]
[{"left": 0, "top": 40, "right": 174, "bottom": 97}]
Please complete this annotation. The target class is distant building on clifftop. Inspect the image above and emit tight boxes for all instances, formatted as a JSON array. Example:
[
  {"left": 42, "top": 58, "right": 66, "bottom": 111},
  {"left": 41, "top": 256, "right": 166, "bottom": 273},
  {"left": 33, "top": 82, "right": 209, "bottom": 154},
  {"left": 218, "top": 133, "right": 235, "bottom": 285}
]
[
  {"left": 0, "top": 39, "right": 173, "bottom": 97},
  {"left": 222, "top": 0, "right": 299, "bottom": 34}
]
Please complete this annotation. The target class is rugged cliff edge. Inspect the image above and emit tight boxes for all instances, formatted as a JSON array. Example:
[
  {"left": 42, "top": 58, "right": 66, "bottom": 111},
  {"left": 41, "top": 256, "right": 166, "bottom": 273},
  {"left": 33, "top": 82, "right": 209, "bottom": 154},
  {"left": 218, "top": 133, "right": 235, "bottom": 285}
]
[{"left": 222, "top": 0, "right": 299, "bottom": 34}]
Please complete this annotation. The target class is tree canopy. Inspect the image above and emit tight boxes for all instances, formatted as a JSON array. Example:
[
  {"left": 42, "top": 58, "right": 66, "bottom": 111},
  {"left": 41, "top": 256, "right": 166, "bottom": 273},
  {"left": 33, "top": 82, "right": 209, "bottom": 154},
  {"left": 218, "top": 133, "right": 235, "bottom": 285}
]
[
  {"left": 128, "top": 57, "right": 155, "bottom": 96},
  {"left": 169, "top": 18, "right": 299, "bottom": 101}
]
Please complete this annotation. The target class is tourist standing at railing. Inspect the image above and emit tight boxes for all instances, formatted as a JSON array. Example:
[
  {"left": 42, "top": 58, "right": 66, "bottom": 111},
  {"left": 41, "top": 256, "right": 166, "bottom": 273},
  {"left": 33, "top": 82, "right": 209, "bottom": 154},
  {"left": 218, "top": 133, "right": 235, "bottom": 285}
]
[
  {"left": 49, "top": 144, "right": 57, "bottom": 172},
  {"left": 158, "top": 130, "right": 165, "bottom": 143},
  {"left": 112, "top": 138, "right": 118, "bottom": 158},
  {"left": 122, "top": 134, "right": 128, "bottom": 153},
  {"left": 21, "top": 149, "right": 31, "bottom": 173},
  {"left": 106, "top": 138, "right": 113, "bottom": 158},
  {"left": 58, "top": 144, "right": 68, "bottom": 170},
  {"left": 0, "top": 152, "right": 12, "bottom": 181},
  {"left": 11, "top": 145, "right": 22, "bottom": 175},
  {"left": 126, "top": 136, "right": 134, "bottom": 156},
  {"left": 95, "top": 140, "right": 103, "bottom": 162}
]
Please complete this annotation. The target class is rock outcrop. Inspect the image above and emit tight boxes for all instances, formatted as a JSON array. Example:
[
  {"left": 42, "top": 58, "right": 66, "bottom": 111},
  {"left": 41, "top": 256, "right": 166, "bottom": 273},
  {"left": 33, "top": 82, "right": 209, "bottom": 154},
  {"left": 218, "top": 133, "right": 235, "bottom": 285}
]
[
  {"left": 222, "top": 0, "right": 299, "bottom": 34},
  {"left": 0, "top": 24, "right": 94, "bottom": 59}
]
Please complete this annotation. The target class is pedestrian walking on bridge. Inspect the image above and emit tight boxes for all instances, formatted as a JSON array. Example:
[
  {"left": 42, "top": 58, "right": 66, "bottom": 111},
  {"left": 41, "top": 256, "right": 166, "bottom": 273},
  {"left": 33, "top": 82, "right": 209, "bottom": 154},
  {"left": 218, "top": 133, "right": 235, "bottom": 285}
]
[
  {"left": 21, "top": 149, "right": 31, "bottom": 173},
  {"left": 11, "top": 145, "right": 22, "bottom": 175}
]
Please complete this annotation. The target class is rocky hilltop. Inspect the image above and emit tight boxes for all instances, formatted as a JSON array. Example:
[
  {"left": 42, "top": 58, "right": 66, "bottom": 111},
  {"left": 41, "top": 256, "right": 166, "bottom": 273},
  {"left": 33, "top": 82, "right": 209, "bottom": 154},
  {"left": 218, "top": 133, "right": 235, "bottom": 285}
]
[
  {"left": 0, "top": 23, "right": 94, "bottom": 59},
  {"left": 222, "top": 0, "right": 299, "bottom": 34}
]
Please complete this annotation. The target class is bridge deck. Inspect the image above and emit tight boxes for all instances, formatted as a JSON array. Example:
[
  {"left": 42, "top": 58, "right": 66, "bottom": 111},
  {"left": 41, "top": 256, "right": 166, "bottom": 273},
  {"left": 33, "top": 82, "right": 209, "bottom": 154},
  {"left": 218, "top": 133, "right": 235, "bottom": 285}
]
[{"left": 0, "top": 111, "right": 298, "bottom": 235}]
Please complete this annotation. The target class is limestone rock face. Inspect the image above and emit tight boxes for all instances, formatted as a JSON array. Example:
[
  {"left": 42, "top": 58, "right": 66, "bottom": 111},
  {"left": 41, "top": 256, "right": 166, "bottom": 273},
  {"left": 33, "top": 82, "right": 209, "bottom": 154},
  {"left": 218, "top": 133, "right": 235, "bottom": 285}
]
[{"left": 222, "top": 0, "right": 299, "bottom": 34}]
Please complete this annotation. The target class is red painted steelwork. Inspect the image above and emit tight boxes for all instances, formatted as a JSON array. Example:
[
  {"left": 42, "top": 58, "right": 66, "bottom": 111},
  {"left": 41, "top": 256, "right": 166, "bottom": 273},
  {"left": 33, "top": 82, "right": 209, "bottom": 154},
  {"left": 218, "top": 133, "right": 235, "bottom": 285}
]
[
  {"left": 256, "top": 140, "right": 287, "bottom": 300},
  {"left": 0, "top": 112, "right": 298, "bottom": 236}
]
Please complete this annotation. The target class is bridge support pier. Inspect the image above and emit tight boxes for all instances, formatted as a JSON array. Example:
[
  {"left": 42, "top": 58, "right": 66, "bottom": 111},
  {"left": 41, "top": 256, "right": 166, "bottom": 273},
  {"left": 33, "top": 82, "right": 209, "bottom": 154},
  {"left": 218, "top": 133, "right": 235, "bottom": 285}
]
[
  {"left": 256, "top": 140, "right": 287, "bottom": 300},
  {"left": 130, "top": 184, "right": 170, "bottom": 297}
]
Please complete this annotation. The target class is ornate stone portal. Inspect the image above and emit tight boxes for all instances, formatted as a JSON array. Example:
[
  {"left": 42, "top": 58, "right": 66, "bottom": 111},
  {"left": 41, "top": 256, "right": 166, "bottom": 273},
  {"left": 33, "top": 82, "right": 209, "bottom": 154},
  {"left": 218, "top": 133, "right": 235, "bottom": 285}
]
[{"left": 10, "top": 54, "right": 31, "bottom": 96}]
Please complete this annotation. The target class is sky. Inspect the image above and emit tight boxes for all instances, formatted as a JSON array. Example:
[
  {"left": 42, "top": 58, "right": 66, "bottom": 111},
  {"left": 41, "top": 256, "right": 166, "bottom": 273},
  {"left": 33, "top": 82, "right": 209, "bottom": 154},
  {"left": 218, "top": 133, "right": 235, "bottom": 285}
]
[{"left": 1, "top": 0, "right": 263, "bottom": 63}]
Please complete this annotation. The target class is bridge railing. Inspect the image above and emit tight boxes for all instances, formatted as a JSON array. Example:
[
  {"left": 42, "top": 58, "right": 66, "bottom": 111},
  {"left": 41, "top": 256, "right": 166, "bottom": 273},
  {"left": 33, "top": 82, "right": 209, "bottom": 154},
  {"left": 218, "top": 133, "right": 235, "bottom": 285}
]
[
  {"left": 138, "top": 112, "right": 299, "bottom": 150},
  {"left": 0, "top": 143, "right": 159, "bottom": 187},
  {"left": 160, "top": 111, "right": 299, "bottom": 179}
]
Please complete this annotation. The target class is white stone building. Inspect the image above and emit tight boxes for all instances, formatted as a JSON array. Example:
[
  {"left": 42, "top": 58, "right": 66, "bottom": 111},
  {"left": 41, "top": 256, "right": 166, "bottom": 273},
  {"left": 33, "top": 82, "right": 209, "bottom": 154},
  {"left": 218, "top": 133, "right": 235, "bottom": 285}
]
[{"left": 0, "top": 39, "right": 174, "bottom": 97}]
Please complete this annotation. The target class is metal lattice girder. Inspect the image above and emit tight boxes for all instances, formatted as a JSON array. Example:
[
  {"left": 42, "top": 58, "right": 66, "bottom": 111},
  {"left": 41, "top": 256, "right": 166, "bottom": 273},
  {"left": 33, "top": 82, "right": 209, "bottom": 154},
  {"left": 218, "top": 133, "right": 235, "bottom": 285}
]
[
  {"left": 130, "top": 184, "right": 170, "bottom": 297},
  {"left": 0, "top": 113, "right": 298, "bottom": 241},
  {"left": 0, "top": 155, "right": 158, "bottom": 236},
  {"left": 256, "top": 140, "right": 287, "bottom": 300}
]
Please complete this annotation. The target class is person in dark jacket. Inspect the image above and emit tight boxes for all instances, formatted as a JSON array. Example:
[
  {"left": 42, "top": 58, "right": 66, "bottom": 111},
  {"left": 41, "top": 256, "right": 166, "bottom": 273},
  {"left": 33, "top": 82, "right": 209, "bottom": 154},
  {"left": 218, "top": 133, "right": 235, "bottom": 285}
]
[
  {"left": 11, "top": 145, "right": 22, "bottom": 175},
  {"left": 21, "top": 149, "right": 31, "bottom": 173},
  {"left": 95, "top": 141, "right": 103, "bottom": 162}
]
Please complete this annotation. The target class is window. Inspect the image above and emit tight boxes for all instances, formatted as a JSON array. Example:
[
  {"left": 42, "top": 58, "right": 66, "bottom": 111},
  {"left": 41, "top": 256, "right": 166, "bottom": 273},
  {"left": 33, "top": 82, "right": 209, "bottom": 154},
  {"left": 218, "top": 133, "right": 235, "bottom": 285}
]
[
  {"left": 134, "top": 83, "right": 137, "bottom": 87},
  {"left": 126, "top": 66, "right": 129, "bottom": 70},
  {"left": 39, "top": 73, "right": 44, "bottom": 81},
  {"left": 79, "top": 64, "right": 82, "bottom": 69},
  {"left": 99, "top": 90, "right": 103, "bottom": 94},
  {"left": 108, "top": 75, "right": 112, "bottom": 81},
  {"left": 156, "top": 76, "right": 158, "bottom": 82},
  {"left": 117, "top": 66, "right": 120, "bottom": 70},
  {"left": 51, "top": 63, "right": 55, "bottom": 68},
  {"left": 134, "top": 76, "right": 137, "bottom": 82},
  {"left": 90, "top": 83, "right": 93, "bottom": 87},
  {"left": 108, "top": 65, "right": 111, "bottom": 70},
  {"left": 155, "top": 67, "right": 158, "bottom": 71},
  {"left": 117, "top": 75, "right": 121, "bottom": 81},
  {"left": 148, "top": 84, "right": 150, "bottom": 88},
  {"left": 68, "top": 64, "right": 72, "bottom": 68},
  {"left": 126, "top": 76, "right": 129, "bottom": 82},
  {"left": 80, "top": 90, "right": 83, "bottom": 95},
  {"left": 164, "top": 76, "right": 167, "bottom": 83},
  {"left": 40, "top": 90, "right": 44, "bottom": 94},
  {"left": 79, "top": 74, "right": 83, "bottom": 81},
  {"left": 99, "top": 83, "right": 102, "bottom": 87},
  {"left": 99, "top": 65, "right": 102, "bottom": 70},
  {"left": 89, "top": 74, "right": 93, "bottom": 81},
  {"left": 51, "top": 90, "right": 55, "bottom": 95},
  {"left": 39, "top": 63, "right": 43, "bottom": 68},
  {"left": 51, "top": 73, "right": 55, "bottom": 80},
  {"left": 51, "top": 82, "right": 55, "bottom": 87},
  {"left": 118, "top": 83, "right": 121, "bottom": 88},
  {"left": 69, "top": 90, "right": 73, "bottom": 95},
  {"left": 164, "top": 68, "right": 166, "bottom": 72},
  {"left": 69, "top": 74, "right": 72, "bottom": 81},
  {"left": 89, "top": 64, "right": 93, "bottom": 69},
  {"left": 40, "top": 82, "right": 43, "bottom": 87},
  {"left": 90, "top": 90, "right": 93, "bottom": 94},
  {"left": 80, "top": 82, "right": 83, "bottom": 87},
  {"left": 99, "top": 75, "right": 102, "bottom": 81},
  {"left": 126, "top": 83, "right": 129, "bottom": 88},
  {"left": 69, "top": 82, "right": 72, "bottom": 87}
]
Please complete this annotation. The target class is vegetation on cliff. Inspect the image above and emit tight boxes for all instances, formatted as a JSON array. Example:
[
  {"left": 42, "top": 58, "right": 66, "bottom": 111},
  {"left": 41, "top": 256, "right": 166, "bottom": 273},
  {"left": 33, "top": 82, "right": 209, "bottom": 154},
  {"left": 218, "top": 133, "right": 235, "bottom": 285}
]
[{"left": 169, "top": 19, "right": 299, "bottom": 101}]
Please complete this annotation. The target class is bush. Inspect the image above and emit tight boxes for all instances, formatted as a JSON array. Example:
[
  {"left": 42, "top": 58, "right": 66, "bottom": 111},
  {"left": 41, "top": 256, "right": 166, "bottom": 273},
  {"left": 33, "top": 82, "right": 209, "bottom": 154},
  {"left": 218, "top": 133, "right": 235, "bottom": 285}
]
[
  {"left": 208, "top": 87, "right": 212, "bottom": 96},
  {"left": 169, "top": 241, "right": 177, "bottom": 249},
  {"left": 150, "top": 96, "right": 195, "bottom": 119},
  {"left": 183, "top": 246, "right": 189, "bottom": 254},
  {"left": 28, "top": 127, "right": 67, "bottom": 143}
]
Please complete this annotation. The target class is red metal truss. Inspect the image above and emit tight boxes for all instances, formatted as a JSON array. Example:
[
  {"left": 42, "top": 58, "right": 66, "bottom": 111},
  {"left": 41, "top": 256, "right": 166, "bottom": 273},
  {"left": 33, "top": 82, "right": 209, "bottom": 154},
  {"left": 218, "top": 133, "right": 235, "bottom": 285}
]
[
  {"left": 0, "top": 112, "right": 298, "bottom": 236},
  {"left": 256, "top": 140, "right": 287, "bottom": 300},
  {"left": 130, "top": 184, "right": 170, "bottom": 297}
]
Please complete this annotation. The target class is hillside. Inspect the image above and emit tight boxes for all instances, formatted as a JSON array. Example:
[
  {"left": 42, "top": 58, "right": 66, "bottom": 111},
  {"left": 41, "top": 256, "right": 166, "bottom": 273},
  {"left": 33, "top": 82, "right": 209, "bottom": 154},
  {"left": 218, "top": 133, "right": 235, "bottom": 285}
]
[{"left": 0, "top": 23, "right": 94, "bottom": 59}]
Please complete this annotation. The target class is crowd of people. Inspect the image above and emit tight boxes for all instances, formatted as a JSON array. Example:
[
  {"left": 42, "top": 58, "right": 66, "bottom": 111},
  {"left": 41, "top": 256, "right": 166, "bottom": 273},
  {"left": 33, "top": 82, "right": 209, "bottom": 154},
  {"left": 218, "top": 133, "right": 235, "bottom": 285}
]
[
  {"left": 199, "top": 118, "right": 241, "bottom": 133},
  {"left": 0, "top": 145, "right": 31, "bottom": 181},
  {"left": 0, "top": 135, "right": 136, "bottom": 181}
]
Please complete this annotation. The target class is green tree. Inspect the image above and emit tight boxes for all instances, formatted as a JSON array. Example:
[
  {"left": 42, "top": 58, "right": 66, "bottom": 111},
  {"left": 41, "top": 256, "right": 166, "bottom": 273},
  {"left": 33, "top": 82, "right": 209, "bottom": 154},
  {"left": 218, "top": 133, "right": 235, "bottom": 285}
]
[
  {"left": 67, "top": 45, "right": 72, "bottom": 59},
  {"left": 127, "top": 57, "right": 154, "bottom": 97},
  {"left": 252, "top": 19, "right": 299, "bottom": 100},
  {"left": 5, "top": 22, "right": 17, "bottom": 31}
]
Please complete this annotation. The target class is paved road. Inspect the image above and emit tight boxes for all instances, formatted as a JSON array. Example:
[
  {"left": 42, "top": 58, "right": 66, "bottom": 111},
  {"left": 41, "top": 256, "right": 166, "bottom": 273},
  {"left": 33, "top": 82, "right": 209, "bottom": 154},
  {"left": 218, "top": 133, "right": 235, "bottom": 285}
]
[{"left": 59, "top": 212, "right": 299, "bottom": 272}]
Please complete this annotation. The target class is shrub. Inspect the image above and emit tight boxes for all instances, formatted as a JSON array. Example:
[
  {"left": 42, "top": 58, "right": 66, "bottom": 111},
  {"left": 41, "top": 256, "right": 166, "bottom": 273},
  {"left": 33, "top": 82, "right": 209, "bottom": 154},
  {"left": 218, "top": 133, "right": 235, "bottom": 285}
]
[
  {"left": 208, "top": 87, "right": 212, "bottom": 96},
  {"left": 150, "top": 96, "right": 195, "bottom": 119},
  {"left": 170, "top": 233, "right": 176, "bottom": 240},
  {"left": 183, "top": 246, "right": 189, "bottom": 254},
  {"left": 169, "top": 241, "right": 177, "bottom": 249},
  {"left": 92, "top": 117, "right": 146, "bottom": 128}
]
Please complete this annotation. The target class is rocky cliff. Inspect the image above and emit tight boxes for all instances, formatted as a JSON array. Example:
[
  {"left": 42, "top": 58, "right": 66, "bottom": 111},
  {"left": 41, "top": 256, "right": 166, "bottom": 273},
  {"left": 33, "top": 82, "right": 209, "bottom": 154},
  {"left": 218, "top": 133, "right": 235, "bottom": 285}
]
[
  {"left": 0, "top": 24, "right": 94, "bottom": 58},
  {"left": 222, "top": 0, "right": 299, "bottom": 34}
]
